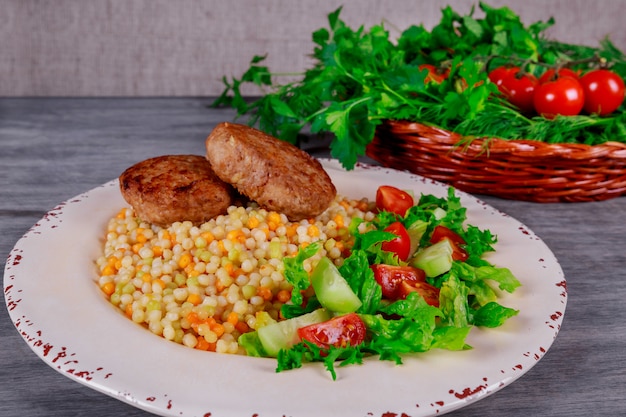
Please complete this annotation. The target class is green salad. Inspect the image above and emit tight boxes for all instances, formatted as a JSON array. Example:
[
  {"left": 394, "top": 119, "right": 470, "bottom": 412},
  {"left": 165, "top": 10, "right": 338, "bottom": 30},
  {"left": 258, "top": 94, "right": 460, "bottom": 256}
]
[{"left": 239, "top": 185, "right": 521, "bottom": 379}]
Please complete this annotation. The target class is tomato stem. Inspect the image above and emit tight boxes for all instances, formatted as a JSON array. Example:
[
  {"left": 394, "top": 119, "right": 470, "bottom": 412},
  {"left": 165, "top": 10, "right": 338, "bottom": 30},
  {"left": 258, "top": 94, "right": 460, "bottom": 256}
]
[{"left": 480, "top": 53, "right": 608, "bottom": 74}]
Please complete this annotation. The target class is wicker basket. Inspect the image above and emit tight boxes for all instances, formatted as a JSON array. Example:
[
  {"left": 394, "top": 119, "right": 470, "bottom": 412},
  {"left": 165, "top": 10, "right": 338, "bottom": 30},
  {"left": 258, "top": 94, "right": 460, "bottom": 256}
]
[{"left": 365, "top": 120, "right": 626, "bottom": 202}]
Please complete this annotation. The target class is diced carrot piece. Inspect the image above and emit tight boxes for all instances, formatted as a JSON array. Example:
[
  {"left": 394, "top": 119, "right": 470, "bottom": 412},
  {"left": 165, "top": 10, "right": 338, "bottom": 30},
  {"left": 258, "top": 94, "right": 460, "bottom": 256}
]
[
  {"left": 187, "top": 293, "right": 202, "bottom": 306},
  {"left": 235, "top": 321, "right": 249, "bottom": 333},
  {"left": 152, "top": 246, "right": 163, "bottom": 257},
  {"left": 186, "top": 311, "right": 200, "bottom": 324},
  {"left": 115, "top": 208, "right": 128, "bottom": 219},
  {"left": 307, "top": 225, "right": 320, "bottom": 237},
  {"left": 247, "top": 216, "right": 260, "bottom": 229},
  {"left": 333, "top": 214, "right": 345, "bottom": 228},
  {"left": 226, "top": 312, "right": 239, "bottom": 325},
  {"left": 178, "top": 253, "right": 193, "bottom": 269},
  {"left": 101, "top": 264, "right": 116, "bottom": 276},
  {"left": 276, "top": 289, "right": 291, "bottom": 303},
  {"left": 211, "top": 323, "right": 225, "bottom": 337},
  {"left": 200, "top": 231, "right": 215, "bottom": 243},
  {"left": 101, "top": 281, "right": 115, "bottom": 297},
  {"left": 257, "top": 286, "right": 272, "bottom": 301},
  {"left": 195, "top": 336, "right": 210, "bottom": 351}
]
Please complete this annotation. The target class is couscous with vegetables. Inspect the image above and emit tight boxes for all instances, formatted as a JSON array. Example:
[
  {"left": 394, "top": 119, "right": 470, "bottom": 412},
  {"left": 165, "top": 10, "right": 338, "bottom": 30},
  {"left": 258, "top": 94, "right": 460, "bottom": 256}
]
[{"left": 95, "top": 196, "right": 376, "bottom": 354}]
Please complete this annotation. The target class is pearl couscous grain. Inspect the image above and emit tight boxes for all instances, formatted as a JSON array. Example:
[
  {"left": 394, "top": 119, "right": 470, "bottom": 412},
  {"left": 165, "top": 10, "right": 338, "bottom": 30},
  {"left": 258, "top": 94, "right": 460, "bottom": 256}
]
[{"left": 96, "top": 196, "right": 376, "bottom": 354}]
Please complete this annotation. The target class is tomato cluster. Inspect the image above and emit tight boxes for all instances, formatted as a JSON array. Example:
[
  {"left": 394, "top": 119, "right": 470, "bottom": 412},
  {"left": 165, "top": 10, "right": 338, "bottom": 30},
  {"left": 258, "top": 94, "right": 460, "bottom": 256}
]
[{"left": 488, "top": 66, "right": 626, "bottom": 118}]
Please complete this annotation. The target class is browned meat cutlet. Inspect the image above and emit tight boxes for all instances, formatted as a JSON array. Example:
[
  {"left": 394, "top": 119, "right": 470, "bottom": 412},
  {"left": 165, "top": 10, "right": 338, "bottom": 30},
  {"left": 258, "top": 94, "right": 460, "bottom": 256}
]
[
  {"left": 119, "top": 154, "right": 237, "bottom": 227},
  {"left": 205, "top": 122, "right": 337, "bottom": 221}
]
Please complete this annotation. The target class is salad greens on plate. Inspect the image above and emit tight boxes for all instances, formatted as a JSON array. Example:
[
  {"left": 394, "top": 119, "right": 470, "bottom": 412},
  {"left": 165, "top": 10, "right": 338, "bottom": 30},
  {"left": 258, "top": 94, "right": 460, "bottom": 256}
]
[{"left": 239, "top": 186, "right": 521, "bottom": 380}]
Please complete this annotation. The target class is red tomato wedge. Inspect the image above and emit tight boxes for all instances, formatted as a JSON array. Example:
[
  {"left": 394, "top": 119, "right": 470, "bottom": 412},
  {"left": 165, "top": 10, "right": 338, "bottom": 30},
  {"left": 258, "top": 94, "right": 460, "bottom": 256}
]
[
  {"left": 297, "top": 313, "right": 366, "bottom": 349},
  {"left": 372, "top": 264, "right": 439, "bottom": 307},
  {"left": 372, "top": 264, "right": 439, "bottom": 306},
  {"left": 381, "top": 221, "right": 412, "bottom": 261},
  {"left": 371, "top": 264, "right": 426, "bottom": 299},
  {"left": 430, "top": 225, "right": 469, "bottom": 261},
  {"left": 430, "top": 225, "right": 466, "bottom": 245},
  {"left": 376, "top": 185, "right": 414, "bottom": 217},
  {"left": 399, "top": 281, "right": 440, "bottom": 307}
]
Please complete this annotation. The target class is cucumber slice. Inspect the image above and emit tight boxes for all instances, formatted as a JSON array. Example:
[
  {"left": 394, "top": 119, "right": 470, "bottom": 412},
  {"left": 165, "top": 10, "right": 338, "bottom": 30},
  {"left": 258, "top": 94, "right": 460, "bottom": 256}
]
[
  {"left": 433, "top": 207, "right": 447, "bottom": 220},
  {"left": 406, "top": 219, "right": 428, "bottom": 256},
  {"left": 410, "top": 239, "right": 454, "bottom": 277},
  {"left": 311, "top": 257, "right": 362, "bottom": 314},
  {"left": 257, "top": 308, "right": 330, "bottom": 357}
]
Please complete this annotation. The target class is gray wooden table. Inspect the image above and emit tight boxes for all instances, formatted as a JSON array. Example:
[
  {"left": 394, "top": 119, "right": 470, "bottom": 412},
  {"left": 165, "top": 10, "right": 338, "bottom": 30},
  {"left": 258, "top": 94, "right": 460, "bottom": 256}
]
[{"left": 1, "top": 98, "right": 625, "bottom": 417}]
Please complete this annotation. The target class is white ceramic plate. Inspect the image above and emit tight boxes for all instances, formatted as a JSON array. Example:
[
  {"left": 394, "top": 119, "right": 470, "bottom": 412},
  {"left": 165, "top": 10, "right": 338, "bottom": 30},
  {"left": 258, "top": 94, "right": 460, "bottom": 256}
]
[{"left": 4, "top": 159, "right": 566, "bottom": 417}]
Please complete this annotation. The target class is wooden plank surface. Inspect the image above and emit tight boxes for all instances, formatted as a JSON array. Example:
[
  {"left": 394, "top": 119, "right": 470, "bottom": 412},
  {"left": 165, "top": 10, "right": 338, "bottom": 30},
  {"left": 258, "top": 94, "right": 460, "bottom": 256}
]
[{"left": 1, "top": 98, "right": 625, "bottom": 416}]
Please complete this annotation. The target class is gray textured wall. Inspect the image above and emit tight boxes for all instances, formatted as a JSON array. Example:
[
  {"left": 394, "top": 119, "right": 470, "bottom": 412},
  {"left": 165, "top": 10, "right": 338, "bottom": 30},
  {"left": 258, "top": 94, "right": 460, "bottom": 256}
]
[{"left": 3, "top": 0, "right": 626, "bottom": 97}]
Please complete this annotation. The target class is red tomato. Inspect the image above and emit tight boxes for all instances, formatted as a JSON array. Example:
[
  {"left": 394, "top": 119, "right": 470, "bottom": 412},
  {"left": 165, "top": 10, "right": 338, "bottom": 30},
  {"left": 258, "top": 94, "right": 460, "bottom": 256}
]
[
  {"left": 579, "top": 69, "right": 625, "bottom": 115},
  {"left": 498, "top": 69, "right": 538, "bottom": 113},
  {"left": 429, "top": 225, "right": 469, "bottom": 261},
  {"left": 371, "top": 264, "right": 427, "bottom": 299},
  {"left": 418, "top": 64, "right": 448, "bottom": 83},
  {"left": 399, "top": 281, "right": 440, "bottom": 307},
  {"left": 430, "top": 225, "right": 466, "bottom": 245},
  {"left": 297, "top": 313, "right": 366, "bottom": 349},
  {"left": 488, "top": 66, "right": 517, "bottom": 87},
  {"left": 538, "top": 68, "right": 580, "bottom": 84},
  {"left": 376, "top": 185, "right": 414, "bottom": 217},
  {"left": 371, "top": 264, "right": 439, "bottom": 306},
  {"left": 533, "top": 77, "right": 585, "bottom": 119},
  {"left": 381, "top": 221, "right": 412, "bottom": 261}
]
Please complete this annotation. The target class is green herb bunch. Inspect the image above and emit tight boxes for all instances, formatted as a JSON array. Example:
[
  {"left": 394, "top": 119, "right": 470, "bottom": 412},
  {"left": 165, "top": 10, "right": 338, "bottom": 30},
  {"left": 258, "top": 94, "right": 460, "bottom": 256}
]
[{"left": 213, "top": 2, "right": 626, "bottom": 170}]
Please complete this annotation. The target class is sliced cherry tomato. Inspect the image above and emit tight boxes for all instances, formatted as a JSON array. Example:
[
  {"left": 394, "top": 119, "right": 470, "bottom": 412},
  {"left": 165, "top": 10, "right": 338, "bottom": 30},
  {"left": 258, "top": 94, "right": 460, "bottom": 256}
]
[
  {"left": 429, "top": 225, "right": 468, "bottom": 261},
  {"left": 381, "top": 221, "right": 412, "bottom": 261},
  {"left": 371, "top": 264, "right": 439, "bottom": 306},
  {"left": 579, "top": 69, "right": 625, "bottom": 116},
  {"left": 376, "top": 185, "right": 414, "bottom": 217},
  {"left": 297, "top": 313, "right": 366, "bottom": 349},
  {"left": 430, "top": 225, "right": 466, "bottom": 245},
  {"left": 371, "top": 264, "right": 426, "bottom": 299},
  {"left": 533, "top": 76, "right": 585, "bottom": 119},
  {"left": 399, "top": 281, "right": 440, "bottom": 307},
  {"left": 498, "top": 69, "right": 538, "bottom": 113},
  {"left": 538, "top": 68, "right": 580, "bottom": 84},
  {"left": 418, "top": 64, "right": 449, "bottom": 83}
]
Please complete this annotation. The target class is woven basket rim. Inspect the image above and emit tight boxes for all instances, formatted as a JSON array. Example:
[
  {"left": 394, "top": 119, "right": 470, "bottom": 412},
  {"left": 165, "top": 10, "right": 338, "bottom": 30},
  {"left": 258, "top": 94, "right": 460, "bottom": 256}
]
[
  {"left": 382, "top": 119, "right": 626, "bottom": 160},
  {"left": 367, "top": 119, "right": 626, "bottom": 202}
]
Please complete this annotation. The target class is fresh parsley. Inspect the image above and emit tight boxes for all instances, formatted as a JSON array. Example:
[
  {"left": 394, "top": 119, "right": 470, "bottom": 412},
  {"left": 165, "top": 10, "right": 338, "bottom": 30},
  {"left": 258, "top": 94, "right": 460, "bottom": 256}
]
[{"left": 214, "top": 2, "right": 626, "bottom": 170}]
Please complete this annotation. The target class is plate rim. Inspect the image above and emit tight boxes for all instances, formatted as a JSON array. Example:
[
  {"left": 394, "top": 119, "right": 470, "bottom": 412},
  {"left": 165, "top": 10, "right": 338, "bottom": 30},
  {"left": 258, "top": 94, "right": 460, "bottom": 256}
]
[{"left": 3, "top": 158, "right": 567, "bottom": 417}]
